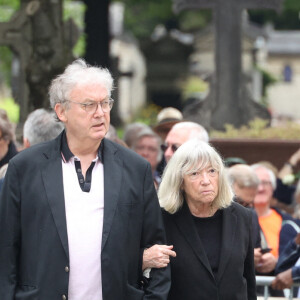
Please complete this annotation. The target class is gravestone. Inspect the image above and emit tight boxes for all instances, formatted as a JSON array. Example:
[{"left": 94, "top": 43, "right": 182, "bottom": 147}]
[
  {"left": 0, "top": 0, "right": 79, "bottom": 126},
  {"left": 173, "top": 0, "right": 283, "bottom": 130},
  {"left": 142, "top": 31, "right": 193, "bottom": 110}
]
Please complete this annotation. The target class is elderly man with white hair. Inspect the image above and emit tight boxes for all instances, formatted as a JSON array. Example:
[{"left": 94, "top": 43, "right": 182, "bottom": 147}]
[
  {"left": 252, "top": 163, "right": 295, "bottom": 297},
  {"left": 142, "top": 121, "right": 209, "bottom": 275},
  {"left": 161, "top": 121, "right": 209, "bottom": 163}
]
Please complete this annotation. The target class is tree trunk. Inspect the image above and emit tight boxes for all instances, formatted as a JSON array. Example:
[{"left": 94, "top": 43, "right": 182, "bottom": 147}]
[{"left": 84, "top": 0, "right": 110, "bottom": 68}]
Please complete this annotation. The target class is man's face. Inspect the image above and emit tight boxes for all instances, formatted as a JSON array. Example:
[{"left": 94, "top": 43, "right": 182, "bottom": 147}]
[
  {"left": 135, "top": 136, "right": 159, "bottom": 172},
  {"left": 233, "top": 183, "right": 257, "bottom": 208},
  {"left": 56, "top": 83, "right": 110, "bottom": 144},
  {"left": 164, "top": 128, "right": 190, "bottom": 163},
  {"left": 253, "top": 167, "right": 273, "bottom": 208}
]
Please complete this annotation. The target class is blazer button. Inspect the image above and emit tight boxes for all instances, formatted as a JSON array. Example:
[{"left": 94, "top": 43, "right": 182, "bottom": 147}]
[
  {"left": 62, "top": 295, "right": 67, "bottom": 300},
  {"left": 65, "top": 266, "right": 69, "bottom": 272}
]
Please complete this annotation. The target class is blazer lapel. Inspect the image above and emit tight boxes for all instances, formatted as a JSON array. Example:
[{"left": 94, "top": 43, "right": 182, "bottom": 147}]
[
  {"left": 41, "top": 136, "right": 69, "bottom": 259},
  {"left": 101, "top": 139, "right": 123, "bottom": 250},
  {"left": 217, "top": 204, "right": 237, "bottom": 282},
  {"left": 174, "top": 202, "right": 214, "bottom": 278}
]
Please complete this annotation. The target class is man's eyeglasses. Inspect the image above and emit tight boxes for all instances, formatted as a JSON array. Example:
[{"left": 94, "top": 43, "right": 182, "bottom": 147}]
[
  {"left": 66, "top": 98, "right": 114, "bottom": 114},
  {"left": 160, "top": 144, "right": 179, "bottom": 153},
  {"left": 258, "top": 180, "right": 272, "bottom": 187}
]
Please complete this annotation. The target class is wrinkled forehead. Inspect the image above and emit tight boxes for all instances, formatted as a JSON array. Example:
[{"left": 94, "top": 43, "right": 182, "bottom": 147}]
[{"left": 68, "top": 83, "right": 109, "bottom": 100}]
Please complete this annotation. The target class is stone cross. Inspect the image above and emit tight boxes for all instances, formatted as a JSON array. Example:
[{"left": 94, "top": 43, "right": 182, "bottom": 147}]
[{"left": 173, "top": 0, "right": 283, "bottom": 130}]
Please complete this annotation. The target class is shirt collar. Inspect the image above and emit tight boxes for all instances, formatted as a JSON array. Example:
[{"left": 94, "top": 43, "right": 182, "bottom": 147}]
[{"left": 60, "top": 130, "right": 104, "bottom": 163}]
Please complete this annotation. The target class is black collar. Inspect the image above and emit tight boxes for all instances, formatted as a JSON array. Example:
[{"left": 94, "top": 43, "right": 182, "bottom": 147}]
[{"left": 60, "top": 130, "right": 104, "bottom": 163}]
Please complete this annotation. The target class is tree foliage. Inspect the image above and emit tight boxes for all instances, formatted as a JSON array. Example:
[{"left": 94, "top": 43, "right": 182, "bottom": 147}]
[
  {"left": 248, "top": 0, "right": 300, "bottom": 29},
  {"left": 115, "top": 0, "right": 211, "bottom": 38}
]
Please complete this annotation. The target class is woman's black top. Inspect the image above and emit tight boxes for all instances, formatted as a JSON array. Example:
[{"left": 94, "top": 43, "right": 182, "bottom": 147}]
[{"left": 193, "top": 209, "right": 223, "bottom": 279}]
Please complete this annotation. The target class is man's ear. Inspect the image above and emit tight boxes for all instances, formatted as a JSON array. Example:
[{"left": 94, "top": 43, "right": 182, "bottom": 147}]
[
  {"left": 54, "top": 103, "right": 67, "bottom": 123},
  {"left": 23, "top": 138, "right": 31, "bottom": 149}
]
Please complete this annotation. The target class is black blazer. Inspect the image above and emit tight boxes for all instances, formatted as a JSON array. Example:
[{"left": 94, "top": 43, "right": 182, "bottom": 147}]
[
  {"left": 0, "top": 133, "right": 170, "bottom": 300},
  {"left": 163, "top": 201, "right": 256, "bottom": 300}
]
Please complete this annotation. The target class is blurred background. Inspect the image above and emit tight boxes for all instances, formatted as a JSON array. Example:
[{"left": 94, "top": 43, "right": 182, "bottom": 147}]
[{"left": 1, "top": 0, "right": 300, "bottom": 139}]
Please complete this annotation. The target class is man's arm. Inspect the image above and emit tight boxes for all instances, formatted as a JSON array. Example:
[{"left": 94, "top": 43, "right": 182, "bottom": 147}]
[
  {"left": 276, "top": 233, "right": 300, "bottom": 275},
  {"left": 140, "top": 164, "right": 171, "bottom": 300},
  {"left": 272, "top": 269, "right": 293, "bottom": 290},
  {"left": 0, "top": 161, "right": 21, "bottom": 299},
  {"left": 272, "top": 233, "right": 300, "bottom": 290}
]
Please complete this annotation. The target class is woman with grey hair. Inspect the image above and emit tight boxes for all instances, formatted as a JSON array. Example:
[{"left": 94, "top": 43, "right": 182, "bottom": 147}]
[{"left": 159, "top": 139, "right": 256, "bottom": 300}]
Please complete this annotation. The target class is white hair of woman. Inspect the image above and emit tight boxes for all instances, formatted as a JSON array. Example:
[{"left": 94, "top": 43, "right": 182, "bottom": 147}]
[{"left": 159, "top": 139, "right": 233, "bottom": 214}]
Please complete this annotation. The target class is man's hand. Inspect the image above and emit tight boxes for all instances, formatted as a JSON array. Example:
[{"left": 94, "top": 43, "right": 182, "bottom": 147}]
[
  {"left": 255, "top": 253, "right": 277, "bottom": 274},
  {"left": 254, "top": 248, "right": 262, "bottom": 268},
  {"left": 295, "top": 233, "right": 300, "bottom": 245},
  {"left": 142, "top": 245, "right": 176, "bottom": 270},
  {"left": 272, "top": 269, "right": 293, "bottom": 290}
]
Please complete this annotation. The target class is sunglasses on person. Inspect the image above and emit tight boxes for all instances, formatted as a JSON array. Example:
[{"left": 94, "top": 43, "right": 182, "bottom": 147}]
[{"left": 160, "top": 143, "right": 179, "bottom": 153}]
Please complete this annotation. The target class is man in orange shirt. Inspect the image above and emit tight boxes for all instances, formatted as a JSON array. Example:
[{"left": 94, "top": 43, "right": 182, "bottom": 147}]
[{"left": 252, "top": 163, "right": 294, "bottom": 296}]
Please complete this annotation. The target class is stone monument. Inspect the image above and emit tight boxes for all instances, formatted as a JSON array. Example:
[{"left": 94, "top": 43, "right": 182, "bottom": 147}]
[
  {"left": 173, "top": 0, "right": 283, "bottom": 130},
  {"left": 0, "top": 0, "right": 79, "bottom": 126}
]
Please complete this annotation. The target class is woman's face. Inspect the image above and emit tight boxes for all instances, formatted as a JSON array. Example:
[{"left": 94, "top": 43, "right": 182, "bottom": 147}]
[{"left": 182, "top": 165, "right": 219, "bottom": 206}]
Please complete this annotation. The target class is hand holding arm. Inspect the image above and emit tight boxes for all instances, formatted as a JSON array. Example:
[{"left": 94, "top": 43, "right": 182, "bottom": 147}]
[{"left": 142, "top": 245, "right": 176, "bottom": 270}]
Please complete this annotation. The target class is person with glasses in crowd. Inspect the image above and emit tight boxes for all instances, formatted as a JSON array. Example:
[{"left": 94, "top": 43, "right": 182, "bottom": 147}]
[
  {"left": 132, "top": 128, "right": 162, "bottom": 189},
  {"left": 227, "top": 164, "right": 262, "bottom": 267},
  {"left": 251, "top": 163, "right": 295, "bottom": 297},
  {"left": 161, "top": 121, "right": 209, "bottom": 163},
  {"left": 0, "top": 59, "right": 170, "bottom": 300},
  {"left": 142, "top": 122, "right": 209, "bottom": 272}
]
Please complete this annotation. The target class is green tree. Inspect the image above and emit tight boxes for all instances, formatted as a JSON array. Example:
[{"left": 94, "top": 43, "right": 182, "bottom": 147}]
[
  {"left": 248, "top": 0, "right": 300, "bottom": 29},
  {"left": 115, "top": 0, "right": 211, "bottom": 38}
]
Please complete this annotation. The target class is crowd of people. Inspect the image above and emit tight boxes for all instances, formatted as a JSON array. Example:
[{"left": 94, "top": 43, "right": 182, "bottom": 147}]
[{"left": 1, "top": 58, "right": 300, "bottom": 299}]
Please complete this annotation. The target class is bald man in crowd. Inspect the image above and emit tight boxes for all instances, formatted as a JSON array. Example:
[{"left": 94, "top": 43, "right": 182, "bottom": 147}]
[
  {"left": 161, "top": 121, "right": 209, "bottom": 163},
  {"left": 142, "top": 121, "right": 209, "bottom": 272}
]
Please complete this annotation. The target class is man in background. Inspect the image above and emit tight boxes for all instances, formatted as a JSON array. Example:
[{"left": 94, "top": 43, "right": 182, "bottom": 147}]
[
  {"left": 162, "top": 121, "right": 209, "bottom": 163},
  {"left": 132, "top": 128, "right": 162, "bottom": 189},
  {"left": 143, "top": 121, "right": 209, "bottom": 270},
  {"left": 23, "top": 108, "right": 64, "bottom": 148},
  {"left": 227, "top": 164, "right": 262, "bottom": 266}
]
